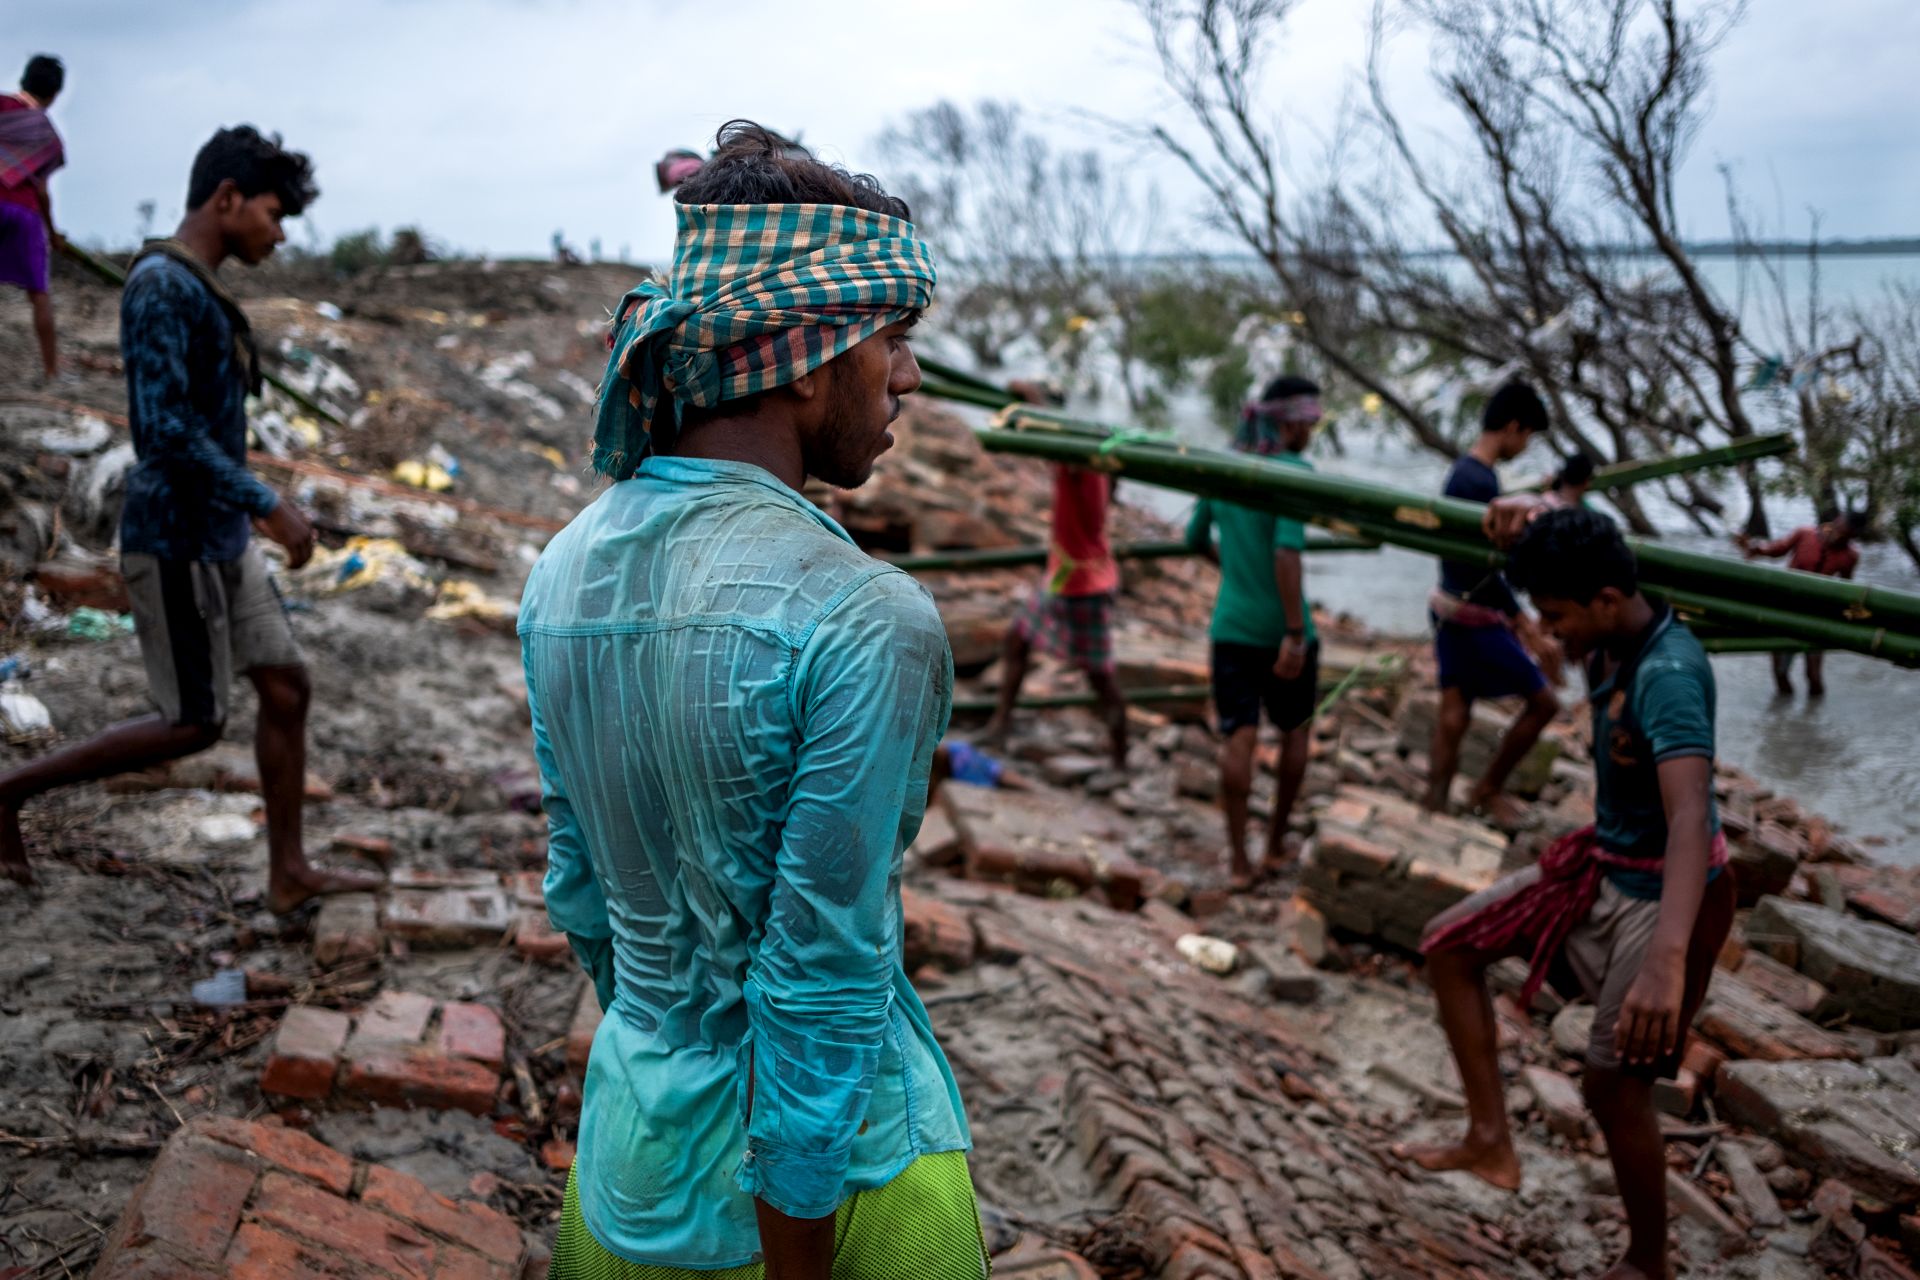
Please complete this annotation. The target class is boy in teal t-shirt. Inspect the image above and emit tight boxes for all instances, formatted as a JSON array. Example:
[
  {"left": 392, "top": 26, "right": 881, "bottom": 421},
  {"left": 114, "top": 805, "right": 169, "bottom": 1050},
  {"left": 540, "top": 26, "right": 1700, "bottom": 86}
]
[
  {"left": 1404, "top": 508, "right": 1732, "bottom": 1280},
  {"left": 1185, "top": 374, "right": 1323, "bottom": 887}
]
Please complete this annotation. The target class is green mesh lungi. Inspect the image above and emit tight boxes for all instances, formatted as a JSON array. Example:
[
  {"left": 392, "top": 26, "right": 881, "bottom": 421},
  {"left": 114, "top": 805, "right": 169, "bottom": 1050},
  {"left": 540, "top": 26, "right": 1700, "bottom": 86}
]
[{"left": 550, "top": 1152, "right": 991, "bottom": 1279}]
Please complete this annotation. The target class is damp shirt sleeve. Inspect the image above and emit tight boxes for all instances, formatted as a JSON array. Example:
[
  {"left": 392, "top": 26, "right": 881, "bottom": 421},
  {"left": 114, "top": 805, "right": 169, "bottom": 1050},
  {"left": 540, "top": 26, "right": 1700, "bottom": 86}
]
[{"left": 736, "top": 571, "right": 953, "bottom": 1220}]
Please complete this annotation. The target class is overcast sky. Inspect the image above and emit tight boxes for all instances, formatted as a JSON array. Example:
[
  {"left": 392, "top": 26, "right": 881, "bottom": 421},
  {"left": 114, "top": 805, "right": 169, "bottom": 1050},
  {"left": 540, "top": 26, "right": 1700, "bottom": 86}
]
[{"left": 14, "top": 0, "right": 1920, "bottom": 262}]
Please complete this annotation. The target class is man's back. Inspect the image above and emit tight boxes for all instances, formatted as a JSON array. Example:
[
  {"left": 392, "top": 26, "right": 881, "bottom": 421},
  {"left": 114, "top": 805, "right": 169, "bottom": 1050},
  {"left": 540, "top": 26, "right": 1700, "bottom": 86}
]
[{"left": 519, "top": 455, "right": 969, "bottom": 1264}]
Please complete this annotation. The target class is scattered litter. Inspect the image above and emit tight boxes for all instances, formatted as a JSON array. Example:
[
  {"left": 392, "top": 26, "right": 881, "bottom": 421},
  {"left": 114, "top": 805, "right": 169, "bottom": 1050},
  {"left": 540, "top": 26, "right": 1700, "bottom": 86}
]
[
  {"left": 195, "top": 814, "right": 259, "bottom": 846},
  {"left": 302, "top": 537, "right": 435, "bottom": 596},
  {"left": 34, "top": 414, "right": 112, "bottom": 454},
  {"left": 520, "top": 442, "right": 569, "bottom": 469},
  {"left": 0, "top": 691, "right": 53, "bottom": 737},
  {"left": 67, "top": 607, "right": 136, "bottom": 640},
  {"left": 190, "top": 968, "right": 248, "bottom": 1007},
  {"left": 74, "top": 442, "right": 138, "bottom": 527},
  {"left": 425, "top": 579, "right": 519, "bottom": 629},
  {"left": 393, "top": 459, "right": 455, "bottom": 492},
  {"left": 1176, "top": 933, "right": 1240, "bottom": 975},
  {"left": 315, "top": 301, "right": 344, "bottom": 321},
  {"left": 0, "top": 655, "right": 27, "bottom": 682},
  {"left": 425, "top": 443, "right": 463, "bottom": 481}
]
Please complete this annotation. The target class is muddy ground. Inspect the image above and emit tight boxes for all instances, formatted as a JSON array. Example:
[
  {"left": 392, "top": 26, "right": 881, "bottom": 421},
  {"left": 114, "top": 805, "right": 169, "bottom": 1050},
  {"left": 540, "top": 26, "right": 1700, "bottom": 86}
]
[{"left": 1, "top": 256, "right": 1914, "bottom": 1278}]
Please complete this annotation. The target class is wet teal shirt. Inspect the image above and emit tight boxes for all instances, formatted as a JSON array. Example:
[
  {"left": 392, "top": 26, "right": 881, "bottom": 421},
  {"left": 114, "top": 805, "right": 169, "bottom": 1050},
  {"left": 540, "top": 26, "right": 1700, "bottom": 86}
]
[
  {"left": 519, "top": 456, "right": 970, "bottom": 1267},
  {"left": 1589, "top": 608, "right": 1722, "bottom": 899},
  {"left": 1185, "top": 452, "right": 1317, "bottom": 647}
]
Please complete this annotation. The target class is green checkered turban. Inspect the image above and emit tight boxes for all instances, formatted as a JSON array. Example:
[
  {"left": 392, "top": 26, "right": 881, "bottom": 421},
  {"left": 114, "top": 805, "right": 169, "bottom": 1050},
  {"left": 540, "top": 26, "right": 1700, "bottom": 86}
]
[{"left": 591, "top": 202, "right": 937, "bottom": 479}]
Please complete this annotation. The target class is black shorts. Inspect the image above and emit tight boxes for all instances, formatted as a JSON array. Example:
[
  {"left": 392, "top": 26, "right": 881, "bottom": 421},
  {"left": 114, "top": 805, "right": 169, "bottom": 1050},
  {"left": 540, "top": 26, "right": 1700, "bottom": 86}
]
[{"left": 1211, "top": 640, "right": 1320, "bottom": 736}]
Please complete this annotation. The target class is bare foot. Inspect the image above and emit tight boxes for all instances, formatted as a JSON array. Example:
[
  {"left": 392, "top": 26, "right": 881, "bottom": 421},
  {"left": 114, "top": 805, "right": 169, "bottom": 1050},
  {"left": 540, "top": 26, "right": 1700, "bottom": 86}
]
[
  {"left": 0, "top": 802, "right": 32, "bottom": 886},
  {"left": 1598, "top": 1256, "right": 1670, "bottom": 1280},
  {"left": 1467, "top": 792, "right": 1532, "bottom": 832},
  {"left": 1228, "top": 854, "right": 1256, "bottom": 893},
  {"left": 267, "top": 861, "right": 385, "bottom": 915},
  {"left": 1391, "top": 1137, "right": 1522, "bottom": 1192},
  {"left": 1807, "top": 681, "right": 1826, "bottom": 698}
]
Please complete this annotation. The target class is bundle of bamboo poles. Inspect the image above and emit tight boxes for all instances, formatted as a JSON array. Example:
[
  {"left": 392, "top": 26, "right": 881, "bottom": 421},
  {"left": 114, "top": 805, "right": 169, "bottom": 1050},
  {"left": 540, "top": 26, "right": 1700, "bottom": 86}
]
[{"left": 975, "top": 427, "right": 1920, "bottom": 668}]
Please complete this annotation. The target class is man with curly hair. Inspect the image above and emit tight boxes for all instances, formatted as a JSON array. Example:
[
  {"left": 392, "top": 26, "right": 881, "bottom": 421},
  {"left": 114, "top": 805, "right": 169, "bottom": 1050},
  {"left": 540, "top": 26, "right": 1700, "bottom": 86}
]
[{"left": 0, "top": 126, "right": 379, "bottom": 912}]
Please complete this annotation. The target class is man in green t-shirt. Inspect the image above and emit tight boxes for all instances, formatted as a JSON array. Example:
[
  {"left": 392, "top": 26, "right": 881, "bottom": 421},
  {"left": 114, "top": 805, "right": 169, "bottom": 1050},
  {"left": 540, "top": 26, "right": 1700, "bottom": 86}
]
[
  {"left": 1404, "top": 508, "right": 1733, "bottom": 1280},
  {"left": 1186, "top": 374, "right": 1322, "bottom": 888}
]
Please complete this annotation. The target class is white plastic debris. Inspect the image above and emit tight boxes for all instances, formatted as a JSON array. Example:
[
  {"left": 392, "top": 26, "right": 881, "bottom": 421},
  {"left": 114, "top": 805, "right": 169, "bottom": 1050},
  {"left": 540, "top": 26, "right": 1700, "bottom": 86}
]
[
  {"left": 315, "top": 301, "right": 344, "bottom": 321},
  {"left": 34, "top": 414, "right": 112, "bottom": 454},
  {"left": 195, "top": 814, "right": 259, "bottom": 846},
  {"left": 0, "top": 691, "right": 52, "bottom": 736},
  {"left": 1176, "top": 933, "right": 1240, "bottom": 975}
]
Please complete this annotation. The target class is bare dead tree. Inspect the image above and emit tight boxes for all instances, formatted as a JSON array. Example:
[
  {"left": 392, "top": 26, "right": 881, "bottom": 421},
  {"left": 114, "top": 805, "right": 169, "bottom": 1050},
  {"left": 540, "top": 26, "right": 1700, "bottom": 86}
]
[
  {"left": 877, "top": 101, "right": 1166, "bottom": 406},
  {"left": 1137, "top": 0, "right": 1804, "bottom": 536}
]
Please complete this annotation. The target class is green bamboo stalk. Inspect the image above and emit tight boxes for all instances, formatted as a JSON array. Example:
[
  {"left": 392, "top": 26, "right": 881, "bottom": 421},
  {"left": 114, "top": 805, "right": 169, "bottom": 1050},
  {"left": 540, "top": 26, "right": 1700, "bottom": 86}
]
[
  {"left": 1314, "top": 511, "right": 1920, "bottom": 665},
  {"left": 976, "top": 427, "right": 1920, "bottom": 638},
  {"left": 1696, "top": 635, "right": 1814, "bottom": 655},
  {"left": 915, "top": 355, "right": 1014, "bottom": 398},
  {"left": 883, "top": 534, "right": 1379, "bottom": 573},
  {"left": 918, "top": 377, "right": 1019, "bottom": 411},
  {"left": 1517, "top": 434, "right": 1796, "bottom": 494}
]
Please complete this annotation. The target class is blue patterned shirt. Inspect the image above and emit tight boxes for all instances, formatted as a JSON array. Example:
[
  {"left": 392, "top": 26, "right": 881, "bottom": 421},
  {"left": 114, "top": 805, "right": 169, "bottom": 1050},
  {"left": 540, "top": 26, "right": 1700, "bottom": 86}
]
[
  {"left": 119, "top": 255, "right": 279, "bottom": 561},
  {"left": 519, "top": 456, "right": 969, "bottom": 1266}
]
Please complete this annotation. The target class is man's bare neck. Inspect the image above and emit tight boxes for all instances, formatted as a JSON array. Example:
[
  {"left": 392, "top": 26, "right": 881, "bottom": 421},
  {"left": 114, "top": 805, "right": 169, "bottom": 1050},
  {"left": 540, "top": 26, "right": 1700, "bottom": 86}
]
[{"left": 669, "top": 415, "right": 806, "bottom": 491}]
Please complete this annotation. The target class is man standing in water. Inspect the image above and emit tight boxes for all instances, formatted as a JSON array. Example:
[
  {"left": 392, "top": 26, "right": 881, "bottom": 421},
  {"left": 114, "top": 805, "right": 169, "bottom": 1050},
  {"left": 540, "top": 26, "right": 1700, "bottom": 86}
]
[
  {"left": 1402, "top": 507, "right": 1735, "bottom": 1280},
  {"left": 1186, "top": 374, "right": 1323, "bottom": 887},
  {"left": 1, "top": 126, "right": 380, "bottom": 912},
  {"left": 522, "top": 122, "right": 984, "bottom": 1278},
  {"left": 983, "top": 379, "right": 1129, "bottom": 770},
  {"left": 1425, "top": 380, "right": 1560, "bottom": 826},
  {"left": 1739, "top": 509, "right": 1863, "bottom": 696}
]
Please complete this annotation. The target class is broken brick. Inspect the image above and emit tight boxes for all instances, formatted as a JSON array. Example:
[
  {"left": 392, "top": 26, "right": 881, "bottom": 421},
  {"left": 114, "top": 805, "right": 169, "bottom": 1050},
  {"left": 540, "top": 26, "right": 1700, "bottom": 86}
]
[
  {"left": 193, "top": 1115, "right": 353, "bottom": 1196},
  {"left": 346, "top": 989, "right": 436, "bottom": 1055},
  {"left": 903, "top": 886, "right": 976, "bottom": 971},
  {"left": 312, "top": 893, "right": 382, "bottom": 967},
  {"left": 438, "top": 1001, "right": 507, "bottom": 1072},
  {"left": 341, "top": 1050, "right": 501, "bottom": 1116},
  {"left": 361, "top": 1164, "right": 524, "bottom": 1262},
  {"left": 260, "top": 1005, "right": 350, "bottom": 1101}
]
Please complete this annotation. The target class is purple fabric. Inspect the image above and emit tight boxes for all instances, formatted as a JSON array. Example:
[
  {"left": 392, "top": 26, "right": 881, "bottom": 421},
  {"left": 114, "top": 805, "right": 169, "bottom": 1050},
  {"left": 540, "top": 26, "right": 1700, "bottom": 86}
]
[
  {"left": 0, "top": 201, "right": 49, "bottom": 293},
  {"left": 0, "top": 97, "right": 63, "bottom": 191}
]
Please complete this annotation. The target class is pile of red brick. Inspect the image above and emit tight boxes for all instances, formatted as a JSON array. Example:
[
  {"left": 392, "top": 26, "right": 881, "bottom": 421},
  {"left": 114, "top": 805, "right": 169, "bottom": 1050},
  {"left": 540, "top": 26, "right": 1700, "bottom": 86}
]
[
  {"left": 92, "top": 1115, "right": 530, "bottom": 1278},
  {"left": 262, "top": 990, "right": 505, "bottom": 1115}
]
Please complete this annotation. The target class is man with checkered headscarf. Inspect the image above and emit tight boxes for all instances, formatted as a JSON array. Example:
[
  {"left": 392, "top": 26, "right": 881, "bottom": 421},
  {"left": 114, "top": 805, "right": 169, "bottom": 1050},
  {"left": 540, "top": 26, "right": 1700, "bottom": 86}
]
[{"left": 520, "top": 123, "right": 986, "bottom": 1279}]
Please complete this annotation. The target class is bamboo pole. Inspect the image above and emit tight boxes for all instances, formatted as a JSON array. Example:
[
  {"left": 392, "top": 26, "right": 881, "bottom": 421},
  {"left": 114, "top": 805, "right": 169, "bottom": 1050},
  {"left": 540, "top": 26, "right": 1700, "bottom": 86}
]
[
  {"left": 975, "top": 427, "right": 1920, "bottom": 639},
  {"left": 883, "top": 534, "right": 1379, "bottom": 574},
  {"left": 918, "top": 377, "right": 1017, "bottom": 411},
  {"left": 1314, "top": 511, "right": 1920, "bottom": 665},
  {"left": 1518, "top": 434, "right": 1796, "bottom": 494},
  {"left": 915, "top": 355, "right": 1014, "bottom": 398},
  {"left": 58, "top": 239, "right": 347, "bottom": 429}
]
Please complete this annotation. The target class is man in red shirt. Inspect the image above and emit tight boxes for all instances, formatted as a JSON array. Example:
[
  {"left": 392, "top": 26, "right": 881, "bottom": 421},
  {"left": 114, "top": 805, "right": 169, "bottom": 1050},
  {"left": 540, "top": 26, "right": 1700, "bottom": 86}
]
[
  {"left": 983, "top": 381, "right": 1129, "bottom": 768},
  {"left": 0, "top": 55, "right": 66, "bottom": 380},
  {"left": 1738, "top": 509, "right": 1862, "bottom": 697}
]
